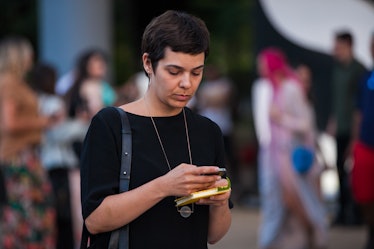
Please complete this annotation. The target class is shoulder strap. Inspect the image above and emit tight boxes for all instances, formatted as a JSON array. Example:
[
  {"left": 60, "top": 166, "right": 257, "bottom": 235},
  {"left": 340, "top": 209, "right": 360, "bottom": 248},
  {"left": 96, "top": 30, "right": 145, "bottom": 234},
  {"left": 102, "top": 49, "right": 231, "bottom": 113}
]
[
  {"left": 108, "top": 107, "right": 132, "bottom": 249},
  {"left": 116, "top": 107, "right": 132, "bottom": 193}
]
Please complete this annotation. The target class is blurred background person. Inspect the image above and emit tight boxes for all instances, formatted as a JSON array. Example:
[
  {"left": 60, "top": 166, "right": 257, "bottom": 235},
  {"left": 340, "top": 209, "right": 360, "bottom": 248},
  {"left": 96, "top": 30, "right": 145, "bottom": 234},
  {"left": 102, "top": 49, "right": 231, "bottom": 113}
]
[
  {"left": 327, "top": 30, "right": 369, "bottom": 226},
  {"left": 351, "top": 32, "right": 374, "bottom": 249},
  {"left": 294, "top": 63, "right": 314, "bottom": 109},
  {"left": 294, "top": 62, "right": 325, "bottom": 199},
  {"left": 61, "top": 49, "right": 117, "bottom": 248},
  {"left": 193, "top": 64, "right": 239, "bottom": 186},
  {"left": 28, "top": 62, "right": 88, "bottom": 249},
  {"left": 251, "top": 48, "right": 275, "bottom": 249},
  {"left": 0, "top": 36, "right": 56, "bottom": 249},
  {"left": 63, "top": 48, "right": 117, "bottom": 120},
  {"left": 252, "top": 47, "right": 327, "bottom": 249}
]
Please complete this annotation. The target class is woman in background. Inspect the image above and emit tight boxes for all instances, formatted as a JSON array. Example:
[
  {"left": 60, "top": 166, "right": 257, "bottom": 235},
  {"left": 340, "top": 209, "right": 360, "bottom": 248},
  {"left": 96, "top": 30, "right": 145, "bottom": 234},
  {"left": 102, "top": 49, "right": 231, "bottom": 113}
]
[
  {"left": 252, "top": 47, "right": 327, "bottom": 249},
  {"left": 64, "top": 48, "right": 116, "bottom": 119},
  {"left": 29, "top": 62, "right": 88, "bottom": 249},
  {"left": 0, "top": 36, "right": 56, "bottom": 249}
]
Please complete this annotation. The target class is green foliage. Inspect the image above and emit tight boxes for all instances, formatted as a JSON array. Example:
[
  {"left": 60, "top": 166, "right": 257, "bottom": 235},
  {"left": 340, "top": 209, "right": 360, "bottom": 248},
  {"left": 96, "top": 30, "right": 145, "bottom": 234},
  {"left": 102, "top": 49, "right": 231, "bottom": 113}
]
[
  {"left": 189, "top": 0, "right": 254, "bottom": 69},
  {"left": 187, "top": 0, "right": 255, "bottom": 98}
]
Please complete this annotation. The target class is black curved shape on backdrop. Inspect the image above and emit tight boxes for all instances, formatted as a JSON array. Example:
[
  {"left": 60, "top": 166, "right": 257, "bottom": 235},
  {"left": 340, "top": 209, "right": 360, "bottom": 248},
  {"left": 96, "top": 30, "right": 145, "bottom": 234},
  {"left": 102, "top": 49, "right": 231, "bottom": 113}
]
[{"left": 253, "top": 0, "right": 334, "bottom": 131}]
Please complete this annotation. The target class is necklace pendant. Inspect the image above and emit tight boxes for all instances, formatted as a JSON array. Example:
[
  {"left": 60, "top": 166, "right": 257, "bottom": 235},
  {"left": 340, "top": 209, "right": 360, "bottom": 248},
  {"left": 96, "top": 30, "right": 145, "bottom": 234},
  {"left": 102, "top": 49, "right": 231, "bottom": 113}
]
[
  {"left": 178, "top": 205, "right": 193, "bottom": 218},
  {"left": 148, "top": 105, "right": 194, "bottom": 219}
]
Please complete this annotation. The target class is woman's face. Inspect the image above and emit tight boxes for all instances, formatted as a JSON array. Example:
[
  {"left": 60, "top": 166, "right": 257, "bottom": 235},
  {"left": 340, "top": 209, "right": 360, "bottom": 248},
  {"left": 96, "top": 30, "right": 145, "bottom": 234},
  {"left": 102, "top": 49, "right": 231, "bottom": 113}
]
[
  {"left": 87, "top": 54, "right": 107, "bottom": 79},
  {"left": 296, "top": 64, "right": 312, "bottom": 91},
  {"left": 333, "top": 39, "right": 351, "bottom": 63},
  {"left": 144, "top": 47, "right": 205, "bottom": 113}
]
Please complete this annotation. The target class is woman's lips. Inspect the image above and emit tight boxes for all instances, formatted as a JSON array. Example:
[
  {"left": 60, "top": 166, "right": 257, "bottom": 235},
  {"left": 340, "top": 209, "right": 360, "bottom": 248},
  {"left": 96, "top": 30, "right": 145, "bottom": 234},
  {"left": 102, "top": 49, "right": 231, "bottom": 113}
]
[{"left": 174, "top": 94, "right": 191, "bottom": 101}]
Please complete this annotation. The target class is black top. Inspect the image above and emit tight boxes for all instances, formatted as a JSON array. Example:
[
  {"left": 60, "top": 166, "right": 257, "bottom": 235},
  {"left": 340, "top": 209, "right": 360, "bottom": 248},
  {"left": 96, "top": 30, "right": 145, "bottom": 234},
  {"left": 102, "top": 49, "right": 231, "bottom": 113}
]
[{"left": 80, "top": 106, "right": 227, "bottom": 249}]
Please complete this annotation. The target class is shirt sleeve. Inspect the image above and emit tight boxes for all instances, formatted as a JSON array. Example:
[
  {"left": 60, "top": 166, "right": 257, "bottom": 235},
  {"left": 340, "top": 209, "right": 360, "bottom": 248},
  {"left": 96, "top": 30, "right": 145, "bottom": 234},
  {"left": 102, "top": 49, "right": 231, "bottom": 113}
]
[
  {"left": 80, "top": 107, "right": 122, "bottom": 219},
  {"left": 212, "top": 120, "right": 226, "bottom": 168},
  {"left": 208, "top": 117, "right": 234, "bottom": 209},
  {"left": 252, "top": 78, "right": 273, "bottom": 146}
]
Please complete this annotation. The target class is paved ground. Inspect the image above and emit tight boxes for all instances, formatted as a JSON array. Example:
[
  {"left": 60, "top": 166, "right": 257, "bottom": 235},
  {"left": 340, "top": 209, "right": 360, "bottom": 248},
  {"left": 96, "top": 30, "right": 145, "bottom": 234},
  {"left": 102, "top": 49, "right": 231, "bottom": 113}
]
[{"left": 208, "top": 206, "right": 366, "bottom": 249}]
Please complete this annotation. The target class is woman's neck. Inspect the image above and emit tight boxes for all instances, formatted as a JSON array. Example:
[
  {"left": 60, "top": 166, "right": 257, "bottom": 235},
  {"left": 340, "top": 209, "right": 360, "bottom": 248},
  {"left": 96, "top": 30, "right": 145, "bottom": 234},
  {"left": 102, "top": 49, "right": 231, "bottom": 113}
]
[
  {"left": 120, "top": 95, "right": 183, "bottom": 117},
  {"left": 142, "top": 95, "right": 183, "bottom": 117}
]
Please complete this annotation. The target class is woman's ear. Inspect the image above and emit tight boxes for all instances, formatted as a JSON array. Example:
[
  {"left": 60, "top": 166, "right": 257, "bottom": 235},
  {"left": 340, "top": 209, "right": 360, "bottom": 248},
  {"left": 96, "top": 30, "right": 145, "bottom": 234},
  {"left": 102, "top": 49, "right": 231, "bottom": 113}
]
[{"left": 142, "top": 53, "right": 152, "bottom": 74}]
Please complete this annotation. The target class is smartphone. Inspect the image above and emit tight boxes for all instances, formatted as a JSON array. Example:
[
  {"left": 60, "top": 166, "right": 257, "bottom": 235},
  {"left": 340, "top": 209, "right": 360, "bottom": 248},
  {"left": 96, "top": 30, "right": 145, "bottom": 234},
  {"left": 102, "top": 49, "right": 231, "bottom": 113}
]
[{"left": 205, "top": 168, "right": 226, "bottom": 176}]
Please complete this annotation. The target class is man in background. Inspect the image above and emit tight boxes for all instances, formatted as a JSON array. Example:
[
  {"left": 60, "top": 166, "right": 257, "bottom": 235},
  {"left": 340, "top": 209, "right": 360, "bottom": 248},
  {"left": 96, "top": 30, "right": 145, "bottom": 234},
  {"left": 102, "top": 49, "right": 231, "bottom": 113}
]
[{"left": 327, "top": 30, "right": 368, "bottom": 226}]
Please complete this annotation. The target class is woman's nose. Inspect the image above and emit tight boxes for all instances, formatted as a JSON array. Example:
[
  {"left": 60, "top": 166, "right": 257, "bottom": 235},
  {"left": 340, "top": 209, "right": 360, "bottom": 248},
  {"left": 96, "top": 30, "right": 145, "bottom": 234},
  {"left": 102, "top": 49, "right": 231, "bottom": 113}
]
[{"left": 179, "top": 73, "right": 192, "bottom": 88}]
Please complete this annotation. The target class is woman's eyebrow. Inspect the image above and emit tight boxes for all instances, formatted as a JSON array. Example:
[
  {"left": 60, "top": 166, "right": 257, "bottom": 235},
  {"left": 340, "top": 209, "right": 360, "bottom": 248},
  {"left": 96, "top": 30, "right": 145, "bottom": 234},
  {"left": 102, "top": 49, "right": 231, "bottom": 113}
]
[{"left": 165, "top": 64, "right": 204, "bottom": 70}]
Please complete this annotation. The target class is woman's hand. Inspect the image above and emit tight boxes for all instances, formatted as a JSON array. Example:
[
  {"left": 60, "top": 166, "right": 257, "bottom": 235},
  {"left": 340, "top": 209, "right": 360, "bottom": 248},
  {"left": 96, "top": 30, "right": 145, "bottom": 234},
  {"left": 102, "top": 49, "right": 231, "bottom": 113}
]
[
  {"left": 158, "top": 163, "right": 223, "bottom": 197},
  {"left": 196, "top": 178, "right": 231, "bottom": 207}
]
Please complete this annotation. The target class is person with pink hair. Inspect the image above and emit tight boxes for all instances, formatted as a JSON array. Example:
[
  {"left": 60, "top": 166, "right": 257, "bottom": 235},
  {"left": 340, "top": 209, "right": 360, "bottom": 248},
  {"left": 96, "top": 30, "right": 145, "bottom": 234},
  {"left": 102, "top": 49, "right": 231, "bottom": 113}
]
[{"left": 252, "top": 47, "right": 327, "bottom": 249}]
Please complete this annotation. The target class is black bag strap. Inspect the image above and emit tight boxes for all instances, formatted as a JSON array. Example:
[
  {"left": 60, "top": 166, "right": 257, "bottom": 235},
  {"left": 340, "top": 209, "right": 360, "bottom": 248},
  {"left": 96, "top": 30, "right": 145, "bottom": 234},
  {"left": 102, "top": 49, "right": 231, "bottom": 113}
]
[
  {"left": 108, "top": 107, "right": 132, "bottom": 249},
  {"left": 80, "top": 107, "right": 132, "bottom": 249}
]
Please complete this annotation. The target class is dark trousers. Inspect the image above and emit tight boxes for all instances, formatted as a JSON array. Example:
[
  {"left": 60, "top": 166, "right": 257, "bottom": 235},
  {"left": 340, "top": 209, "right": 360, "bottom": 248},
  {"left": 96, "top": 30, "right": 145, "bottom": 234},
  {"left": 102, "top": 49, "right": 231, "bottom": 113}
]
[{"left": 336, "top": 135, "right": 362, "bottom": 225}]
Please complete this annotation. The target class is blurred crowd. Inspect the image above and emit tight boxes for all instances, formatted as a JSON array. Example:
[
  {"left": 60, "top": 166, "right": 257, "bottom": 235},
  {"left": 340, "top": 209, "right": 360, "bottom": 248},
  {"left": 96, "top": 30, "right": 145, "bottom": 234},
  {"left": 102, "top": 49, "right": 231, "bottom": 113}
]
[
  {"left": 251, "top": 31, "right": 374, "bottom": 249},
  {"left": 0, "top": 27, "right": 373, "bottom": 249},
  {"left": 0, "top": 36, "right": 147, "bottom": 249}
]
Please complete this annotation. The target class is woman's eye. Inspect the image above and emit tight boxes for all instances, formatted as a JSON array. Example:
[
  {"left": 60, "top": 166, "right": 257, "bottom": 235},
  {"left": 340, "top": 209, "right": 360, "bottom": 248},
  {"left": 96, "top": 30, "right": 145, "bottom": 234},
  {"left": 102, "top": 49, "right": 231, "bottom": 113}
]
[
  {"left": 167, "top": 68, "right": 202, "bottom": 76},
  {"left": 169, "top": 70, "right": 179, "bottom": 75},
  {"left": 192, "top": 71, "right": 202, "bottom": 76}
]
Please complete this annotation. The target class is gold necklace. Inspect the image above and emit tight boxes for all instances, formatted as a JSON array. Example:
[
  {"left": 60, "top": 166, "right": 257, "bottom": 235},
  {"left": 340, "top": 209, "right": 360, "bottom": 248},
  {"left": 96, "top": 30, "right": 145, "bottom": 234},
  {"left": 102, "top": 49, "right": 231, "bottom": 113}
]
[{"left": 146, "top": 102, "right": 194, "bottom": 218}]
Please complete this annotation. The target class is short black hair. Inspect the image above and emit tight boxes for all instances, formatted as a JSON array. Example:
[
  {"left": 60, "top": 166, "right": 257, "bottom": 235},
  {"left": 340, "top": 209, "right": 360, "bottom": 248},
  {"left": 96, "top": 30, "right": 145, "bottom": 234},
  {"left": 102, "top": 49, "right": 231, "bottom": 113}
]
[
  {"left": 335, "top": 30, "right": 353, "bottom": 46},
  {"left": 141, "top": 10, "right": 210, "bottom": 74}
]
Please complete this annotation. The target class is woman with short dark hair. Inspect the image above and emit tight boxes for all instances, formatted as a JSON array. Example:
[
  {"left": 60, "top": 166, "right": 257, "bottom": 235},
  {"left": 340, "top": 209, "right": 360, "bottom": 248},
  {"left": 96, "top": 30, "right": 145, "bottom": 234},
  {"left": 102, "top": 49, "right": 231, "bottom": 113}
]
[{"left": 80, "top": 10, "right": 232, "bottom": 249}]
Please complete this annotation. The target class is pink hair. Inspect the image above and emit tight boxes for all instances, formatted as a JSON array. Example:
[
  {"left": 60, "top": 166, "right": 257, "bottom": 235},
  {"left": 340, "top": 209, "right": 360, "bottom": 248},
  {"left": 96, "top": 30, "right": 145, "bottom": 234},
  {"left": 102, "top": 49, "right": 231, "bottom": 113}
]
[{"left": 258, "top": 47, "right": 299, "bottom": 92}]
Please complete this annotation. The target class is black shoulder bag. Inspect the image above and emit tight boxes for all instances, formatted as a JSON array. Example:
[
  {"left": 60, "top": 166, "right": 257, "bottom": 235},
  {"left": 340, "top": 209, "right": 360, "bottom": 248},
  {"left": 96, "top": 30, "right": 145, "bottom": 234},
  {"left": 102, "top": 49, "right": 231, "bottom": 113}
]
[{"left": 81, "top": 107, "right": 132, "bottom": 249}]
